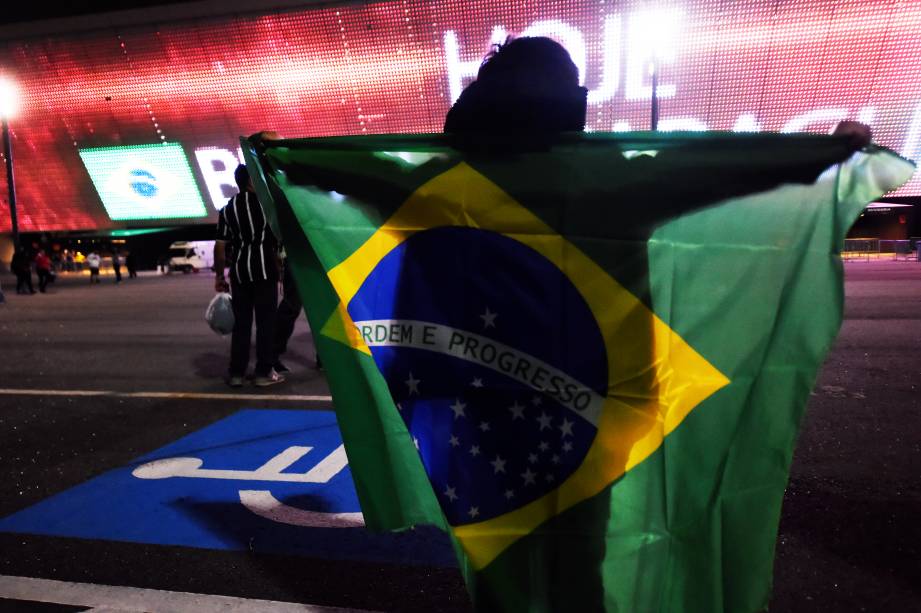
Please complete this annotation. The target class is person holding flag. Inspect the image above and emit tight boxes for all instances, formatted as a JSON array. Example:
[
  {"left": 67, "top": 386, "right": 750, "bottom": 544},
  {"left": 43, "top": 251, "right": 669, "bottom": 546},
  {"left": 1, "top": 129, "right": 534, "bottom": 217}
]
[{"left": 244, "top": 37, "right": 907, "bottom": 612}]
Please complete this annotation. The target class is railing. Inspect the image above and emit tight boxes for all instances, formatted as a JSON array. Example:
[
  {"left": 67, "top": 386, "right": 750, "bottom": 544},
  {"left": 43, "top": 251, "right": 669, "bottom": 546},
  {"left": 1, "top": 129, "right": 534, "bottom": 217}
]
[
  {"left": 843, "top": 238, "right": 877, "bottom": 262},
  {"left": 881, "top": 239, "right": 914, "bottom": 261},
  {"left": 843, "top": 238, "right": 919, "bottom": 261}
]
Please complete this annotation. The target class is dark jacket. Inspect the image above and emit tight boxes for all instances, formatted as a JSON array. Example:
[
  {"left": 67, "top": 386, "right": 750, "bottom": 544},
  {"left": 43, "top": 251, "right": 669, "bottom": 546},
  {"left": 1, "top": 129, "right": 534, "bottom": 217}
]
[{"left": 10, "top": 251, "right": 30, "bottom": 275}]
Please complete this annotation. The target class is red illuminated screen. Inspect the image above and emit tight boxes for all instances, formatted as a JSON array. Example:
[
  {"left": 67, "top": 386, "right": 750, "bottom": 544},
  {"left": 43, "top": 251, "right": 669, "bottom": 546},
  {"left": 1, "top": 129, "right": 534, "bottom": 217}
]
[{"left": 1, "top": 0, "right": 920, "bottom": 231}]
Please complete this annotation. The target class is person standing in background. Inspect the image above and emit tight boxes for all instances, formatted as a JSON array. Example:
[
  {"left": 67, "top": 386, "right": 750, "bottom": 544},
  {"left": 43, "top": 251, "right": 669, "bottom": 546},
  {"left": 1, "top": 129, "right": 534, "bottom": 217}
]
[
  {"left": 273, "top": 247, "right": 321, "bottom": 373},
  {"left": 11, "top": 247, "right": 34, "bottom": 295},
  {"left": 126, "top": 252, "right": 138, "bottom": 279},
  {"left": 34, "top": 250, "right": 53, "bottom": 293},
  {"left": 214, "top": 164, "right": 284, "bottom": 388},
  {"left": 111, "top": 249, "right": 122, "bottom": 284},
  {"left": 87, "top": 250, "right": 101, "bottom": 284}
]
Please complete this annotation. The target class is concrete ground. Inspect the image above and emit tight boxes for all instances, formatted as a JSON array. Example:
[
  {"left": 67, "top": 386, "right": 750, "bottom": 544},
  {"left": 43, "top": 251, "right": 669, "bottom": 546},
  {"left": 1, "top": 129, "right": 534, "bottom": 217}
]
[
  {"left": 0, "top": 261, "right": 918, "bottom": 611},
  {"left": 772, "top": 260, "right": 920, "bottom": 611}
]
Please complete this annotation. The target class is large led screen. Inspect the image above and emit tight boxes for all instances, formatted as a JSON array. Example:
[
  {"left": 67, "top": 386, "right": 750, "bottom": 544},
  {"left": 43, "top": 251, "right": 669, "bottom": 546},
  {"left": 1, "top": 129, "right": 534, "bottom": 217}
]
[
  {"left": 79, "top": 143, "right": 208, "bottom": 220},
  {"left": 1, "top": 0, "right": 920, "bottom": 231}
]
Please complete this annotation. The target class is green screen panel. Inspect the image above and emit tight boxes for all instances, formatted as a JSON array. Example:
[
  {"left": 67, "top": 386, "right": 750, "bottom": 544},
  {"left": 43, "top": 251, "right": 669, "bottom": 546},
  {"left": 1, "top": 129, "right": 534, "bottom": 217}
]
[{"left": 78, "top": 143, "right": 208, "bottom": 221}]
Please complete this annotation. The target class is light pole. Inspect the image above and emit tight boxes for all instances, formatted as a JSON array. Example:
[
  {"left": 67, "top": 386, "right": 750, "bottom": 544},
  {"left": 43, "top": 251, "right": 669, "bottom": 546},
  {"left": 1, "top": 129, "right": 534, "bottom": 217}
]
[
  {"left": 650, "top": 59, "right": 659, "bottom": 131},
  {"left": 0, "top": 76, "right": 20, "bottom": 250},
  {"left": 638, "top": 8, "right": 681, "bottom": 132}
]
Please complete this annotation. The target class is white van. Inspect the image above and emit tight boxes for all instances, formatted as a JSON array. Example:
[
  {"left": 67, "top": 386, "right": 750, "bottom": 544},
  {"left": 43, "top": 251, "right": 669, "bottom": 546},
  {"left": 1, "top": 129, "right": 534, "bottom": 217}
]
[{"left": 166, "top": 241, "right": 214, "bottom": 273}]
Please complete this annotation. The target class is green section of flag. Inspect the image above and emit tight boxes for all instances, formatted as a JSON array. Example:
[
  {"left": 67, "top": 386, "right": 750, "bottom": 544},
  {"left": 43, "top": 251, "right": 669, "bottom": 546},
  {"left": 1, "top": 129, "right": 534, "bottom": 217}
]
[
  {"left": 243, "top": 138, "right": 451, "bottom": 532},
  {"left": 244, "top": 133, "right": 913, "bottom": 612}
]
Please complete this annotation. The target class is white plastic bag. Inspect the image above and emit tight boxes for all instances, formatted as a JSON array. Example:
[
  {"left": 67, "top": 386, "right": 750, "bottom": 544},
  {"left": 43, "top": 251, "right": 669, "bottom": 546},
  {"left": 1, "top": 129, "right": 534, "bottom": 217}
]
[{"left": 205, "top": 292, "right": 234, "bottom": 336}]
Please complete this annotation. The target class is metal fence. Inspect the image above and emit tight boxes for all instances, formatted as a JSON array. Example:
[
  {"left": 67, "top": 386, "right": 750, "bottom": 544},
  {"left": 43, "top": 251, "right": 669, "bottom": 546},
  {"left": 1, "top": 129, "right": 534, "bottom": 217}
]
[{"left": 843, "top": 238, "right": 920, "bottom": 261}]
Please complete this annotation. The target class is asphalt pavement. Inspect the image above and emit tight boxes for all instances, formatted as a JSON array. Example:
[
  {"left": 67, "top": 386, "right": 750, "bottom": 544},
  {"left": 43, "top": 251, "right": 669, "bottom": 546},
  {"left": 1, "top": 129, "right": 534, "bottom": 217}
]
[{"left": 0, "top": 262, "right": 918, "bottom": 611}]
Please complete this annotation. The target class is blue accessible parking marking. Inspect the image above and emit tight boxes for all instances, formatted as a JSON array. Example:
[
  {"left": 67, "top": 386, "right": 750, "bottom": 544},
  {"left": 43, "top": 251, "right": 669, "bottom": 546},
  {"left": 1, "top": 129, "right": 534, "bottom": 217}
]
[{"left": 0, "top": 409, "right": 455, "bottom": 566}]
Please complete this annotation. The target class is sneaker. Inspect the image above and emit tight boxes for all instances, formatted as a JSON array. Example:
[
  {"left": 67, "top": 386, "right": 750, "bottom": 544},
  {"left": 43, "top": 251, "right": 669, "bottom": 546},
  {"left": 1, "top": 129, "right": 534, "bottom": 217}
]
[
  {"left": 253, "top": 370, "right": 285, "bottom": 387},
  {"left": 227, "top": 375, "right": 245, "bottom": 388},
  {"left": 273, "top": 359, "right": 291, "bottom": 374}
]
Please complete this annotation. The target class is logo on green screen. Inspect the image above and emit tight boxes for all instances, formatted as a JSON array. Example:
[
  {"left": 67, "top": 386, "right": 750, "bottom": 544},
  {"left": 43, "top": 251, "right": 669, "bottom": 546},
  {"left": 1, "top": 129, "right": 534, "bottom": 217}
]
[{"left": 79, "top": 143, "right": 208, "bottom": 221}]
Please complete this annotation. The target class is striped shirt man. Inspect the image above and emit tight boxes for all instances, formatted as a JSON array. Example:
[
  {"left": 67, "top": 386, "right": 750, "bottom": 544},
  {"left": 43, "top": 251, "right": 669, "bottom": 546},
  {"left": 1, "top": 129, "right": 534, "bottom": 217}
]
[{"left": 216, "top": 191, "right": 279, "bottom": 284}]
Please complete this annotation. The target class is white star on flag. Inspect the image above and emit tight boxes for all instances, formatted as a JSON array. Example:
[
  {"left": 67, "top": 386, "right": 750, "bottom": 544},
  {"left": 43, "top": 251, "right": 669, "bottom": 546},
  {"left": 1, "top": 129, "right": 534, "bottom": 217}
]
[
  {"left": 405, "top": 372, "right": 420, "bottom": 395},
  {"left": 522, "top": 468, "right": 537, "bottom": 485},
  {"left": 551, "top": 454, "right": 560, "bottom": 464},
  {"left": 471, "top": 377, "right": 484, "bottom": 388},
  {"left": 470, "top": 445, "right": 481, "bottom": 457},
  {"left": 504, "top": 489, "right": 515, "bottom": 500},
  {"left": 562, "top": 441, "right": 573, "bottom": 452},
  {"left": 546, "top": 473, "right": 555, "bottom": 483},
  {"left": 479, "top": 307, "right": 498, "bottom": 329},
  {"left": 508, "top": 402, "right": 525, "bottom": 420},
  {"left": 444, "top": 486, "right": 458, "bottom": 502},
  {"left": 539, "top": 441, "right": 550, "bottom": 452},
  {"left": 479, "top": 421, "right": 490, "bottom": 432},
  {"left": 490, "top": 456, "right": 507, "bottom": 473},
  {"left": 537, "top": 412, "right": 552, "bottom": 430},
  {"left": 396, "top": 403, "right": 403, "bottom": 412},
  {"left": 449, "top": 435, "right": 460, "bottom": 447},
  {"left": 531, "top": 395, "right": 543, "bottom": 406},
  {"left": 450, "top": 399, "right": 466, "bottom": 419},
  {"left": 528, "top": 453, "right": 538, "bottom": 464},
  {"left": 560, "top": 418, "right": 574, "bottom": 437},
  {"left": 413, "top": 437, "right": 420, "bottom": 450},
  {"left": 468, "top": 506, "right": 480, "bottom": 518}
]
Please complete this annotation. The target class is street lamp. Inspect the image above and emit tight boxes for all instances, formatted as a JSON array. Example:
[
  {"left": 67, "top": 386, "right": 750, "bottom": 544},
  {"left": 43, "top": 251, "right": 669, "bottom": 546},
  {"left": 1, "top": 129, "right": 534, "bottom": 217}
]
[
  {"left": 0, "top": 75, "right": 20, "bottom": 250},
  {"left": 650, "top": 60, "right": 659, "bottom": 131},
  {"left": 632, "top": 8, "right": 682, "bottom": 131}
]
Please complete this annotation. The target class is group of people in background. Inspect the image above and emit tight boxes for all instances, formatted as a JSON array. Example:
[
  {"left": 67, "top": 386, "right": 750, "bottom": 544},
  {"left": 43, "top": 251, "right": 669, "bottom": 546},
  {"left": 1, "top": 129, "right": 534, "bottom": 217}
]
[
  {"left": 8, "top": 245, "right": 137, "bottom": 294},
  {"left": 10, "top": 246, "right": 49, "bottom": 294}
]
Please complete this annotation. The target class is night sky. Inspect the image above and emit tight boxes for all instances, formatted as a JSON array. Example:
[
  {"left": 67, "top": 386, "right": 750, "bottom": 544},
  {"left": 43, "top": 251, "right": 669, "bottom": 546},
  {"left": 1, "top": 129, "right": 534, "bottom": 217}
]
[{"left": 4, "top": 1, "right": 203, "bottom": 25}]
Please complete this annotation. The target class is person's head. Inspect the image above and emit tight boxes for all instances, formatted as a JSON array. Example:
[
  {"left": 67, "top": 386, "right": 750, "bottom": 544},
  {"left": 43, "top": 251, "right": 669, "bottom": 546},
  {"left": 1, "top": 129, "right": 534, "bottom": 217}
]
[
  {"left": 444, "top": 36, "right": 587, "bottom": 134},
  {"left": 234, "top": 164, "right": 252, "bottom": 192}
]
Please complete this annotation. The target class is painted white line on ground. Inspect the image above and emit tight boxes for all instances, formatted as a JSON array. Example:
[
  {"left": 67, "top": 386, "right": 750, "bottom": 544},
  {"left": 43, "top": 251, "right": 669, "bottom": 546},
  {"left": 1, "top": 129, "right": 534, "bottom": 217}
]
[
  {"left": 0, "top": 388, "right": 332, "bottom": 402},
  {"left": 0, "top": 575, "right": 376, "bottom": 613},
  {"left": 131, "top": 445, "right": 349, "bottom": 484},
  {"left": 240, "top": 490, "right": 366, "bottom": 528},
  {"left": 0, "top": 388, "right": 109, "bottom": 397},
  {"left": 124, "top": 391, "right": 334, "bottom": 402}
]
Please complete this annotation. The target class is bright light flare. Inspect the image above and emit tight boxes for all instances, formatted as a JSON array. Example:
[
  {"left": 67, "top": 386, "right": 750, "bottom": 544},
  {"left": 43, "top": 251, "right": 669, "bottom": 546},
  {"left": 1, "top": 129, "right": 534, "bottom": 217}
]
[
  {"left": 631, "top": 9, "right": 683, "bottom": 62},
  {"left": 0, "top": 76, "right": 20, "bottom": 120},
  {"left": 626, "top": 9, "right": 683, "bottom": 101}
]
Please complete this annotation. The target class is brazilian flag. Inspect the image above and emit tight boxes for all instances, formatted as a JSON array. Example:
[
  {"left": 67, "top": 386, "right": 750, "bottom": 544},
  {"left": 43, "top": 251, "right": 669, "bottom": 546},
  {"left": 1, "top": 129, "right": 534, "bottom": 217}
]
[{"left": 244, "top": 133, "right": 912, "bottom": 612}]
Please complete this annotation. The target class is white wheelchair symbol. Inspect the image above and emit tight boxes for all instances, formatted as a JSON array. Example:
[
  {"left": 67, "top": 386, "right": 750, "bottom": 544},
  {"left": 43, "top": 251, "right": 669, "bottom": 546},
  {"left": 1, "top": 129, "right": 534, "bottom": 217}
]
[{"left": 131, "top": 445, "right": 365, "bottom": 528}]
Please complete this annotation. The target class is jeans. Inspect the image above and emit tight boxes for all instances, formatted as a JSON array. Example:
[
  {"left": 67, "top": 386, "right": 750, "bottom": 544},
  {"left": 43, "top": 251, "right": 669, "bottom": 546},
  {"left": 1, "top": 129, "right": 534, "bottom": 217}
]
[
  {"left": 274, "top": 262, "right": 303, "bottom": 358},
  {"left": 16, "top": 272, "right": 33, "bottom": 293},
  {"left": 37, "top": 269, "right": 52, "bottom": 292},
  {"left": 230, "top": 278, "right": 278, "bottom": 377}
]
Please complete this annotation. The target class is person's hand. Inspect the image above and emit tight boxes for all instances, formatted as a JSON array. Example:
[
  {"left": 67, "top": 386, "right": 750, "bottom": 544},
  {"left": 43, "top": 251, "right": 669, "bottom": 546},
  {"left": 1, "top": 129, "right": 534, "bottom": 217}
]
[
  {"left": 833, "top": 120, "right": 872, "bottom": 150},
  {"left": 215, "top": 276, "right": 230, "bottom": 293},
  {"left": 258, "top": 131, "right": 282, "bottom": 141}
]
